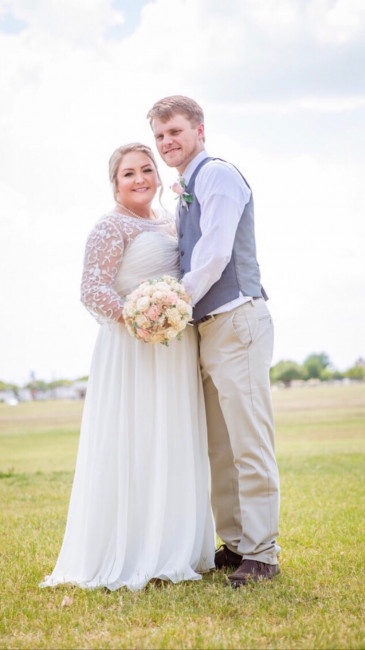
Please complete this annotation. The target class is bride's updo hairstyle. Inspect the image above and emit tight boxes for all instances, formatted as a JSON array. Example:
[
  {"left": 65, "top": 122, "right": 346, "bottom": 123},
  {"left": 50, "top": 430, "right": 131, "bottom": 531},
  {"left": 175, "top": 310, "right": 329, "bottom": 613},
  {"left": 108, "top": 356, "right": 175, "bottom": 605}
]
[{"left": 109, "top": 142, "right": 161, "bottom": 201}]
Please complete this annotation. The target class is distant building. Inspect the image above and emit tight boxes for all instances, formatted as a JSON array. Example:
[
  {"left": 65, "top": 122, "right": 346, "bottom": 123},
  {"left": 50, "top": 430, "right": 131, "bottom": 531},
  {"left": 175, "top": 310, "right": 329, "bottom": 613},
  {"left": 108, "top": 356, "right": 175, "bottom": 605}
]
[
  {"left": 0, "top": 379, "right": 88, "bottom": 403},
  {"left": 73, "top": 380, "right": 88, "bottom": 399},
  {"left": 0, "top": 390, "right": 18, "bottom": 405}
]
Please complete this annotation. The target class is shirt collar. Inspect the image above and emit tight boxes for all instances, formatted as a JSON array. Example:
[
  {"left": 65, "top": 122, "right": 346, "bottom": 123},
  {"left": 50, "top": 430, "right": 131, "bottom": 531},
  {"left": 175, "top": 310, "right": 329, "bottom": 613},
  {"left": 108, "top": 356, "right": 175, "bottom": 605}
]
[{"left": 182, "top": 150, "right": 209, "bottom": 185}]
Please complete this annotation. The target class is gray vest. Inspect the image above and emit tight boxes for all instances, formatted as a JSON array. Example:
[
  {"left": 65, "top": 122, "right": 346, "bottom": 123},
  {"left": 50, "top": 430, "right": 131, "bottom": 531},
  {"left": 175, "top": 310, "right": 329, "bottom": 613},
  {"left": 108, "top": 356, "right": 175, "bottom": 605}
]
[{"left": 178, "top": 157, "right": 268, "bottom": 321}]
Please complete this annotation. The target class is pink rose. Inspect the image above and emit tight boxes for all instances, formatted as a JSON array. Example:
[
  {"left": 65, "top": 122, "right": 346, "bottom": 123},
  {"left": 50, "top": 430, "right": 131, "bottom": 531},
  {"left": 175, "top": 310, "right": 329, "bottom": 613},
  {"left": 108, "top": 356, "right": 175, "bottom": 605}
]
[
  {"left": 171, "top": 181, "right": 184, "bottom": 196},
  {"left": 146, "top": 305, "right": 162, "bottom": 321},
  {"left": 137, "top": 327, "right": 150, "bottom": 341},
  {"left": 166, "top": 291, "right": 178, "bottom": 305}
]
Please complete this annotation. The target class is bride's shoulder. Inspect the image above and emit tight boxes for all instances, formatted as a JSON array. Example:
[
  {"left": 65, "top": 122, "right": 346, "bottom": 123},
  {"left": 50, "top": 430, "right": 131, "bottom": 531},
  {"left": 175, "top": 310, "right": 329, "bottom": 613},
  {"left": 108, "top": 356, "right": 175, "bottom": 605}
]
[
  {"left": 95, "top": 209, "right": 123, "bottom": 224},
  {"left": 90, "top": 210, "right": 129, "bottom": 233},
  {"left": 83, "top": 211, "right": 129, "bottom": 251}
]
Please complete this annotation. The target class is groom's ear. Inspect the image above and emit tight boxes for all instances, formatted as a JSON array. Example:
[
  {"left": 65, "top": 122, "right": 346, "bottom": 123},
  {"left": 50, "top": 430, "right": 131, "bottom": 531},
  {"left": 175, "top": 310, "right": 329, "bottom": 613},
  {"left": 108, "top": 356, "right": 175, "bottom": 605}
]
[{"left": 197, "top": 122, "right": 205, "bottom": 142}]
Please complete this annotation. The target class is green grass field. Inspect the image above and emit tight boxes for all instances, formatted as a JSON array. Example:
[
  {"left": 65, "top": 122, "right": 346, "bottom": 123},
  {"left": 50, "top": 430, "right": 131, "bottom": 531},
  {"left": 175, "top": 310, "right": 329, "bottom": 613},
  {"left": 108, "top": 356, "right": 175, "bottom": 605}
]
[{"left": 1, "top": 383, "right": 364, "bottom": 649}]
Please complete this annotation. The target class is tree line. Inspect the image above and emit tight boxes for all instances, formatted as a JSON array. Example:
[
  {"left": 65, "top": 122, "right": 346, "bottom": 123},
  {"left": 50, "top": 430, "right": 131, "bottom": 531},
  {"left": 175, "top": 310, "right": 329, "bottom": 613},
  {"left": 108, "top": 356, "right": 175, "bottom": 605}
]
[
  {"left": 1, "top": 355, "right": 364, "bottom": 393},
  {"left": 270, "top": 353, "right": 365, "bottom": 387},
  {"left": 0, "top": 377, "right": 88, "bottom": 394}
]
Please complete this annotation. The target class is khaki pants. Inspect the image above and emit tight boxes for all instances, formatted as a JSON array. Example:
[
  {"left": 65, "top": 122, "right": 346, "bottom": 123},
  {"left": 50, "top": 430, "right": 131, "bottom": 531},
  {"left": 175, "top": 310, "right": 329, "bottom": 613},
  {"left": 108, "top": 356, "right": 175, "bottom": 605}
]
[{"left": 198, "top": 299, "right": 280, "bottom": 564}]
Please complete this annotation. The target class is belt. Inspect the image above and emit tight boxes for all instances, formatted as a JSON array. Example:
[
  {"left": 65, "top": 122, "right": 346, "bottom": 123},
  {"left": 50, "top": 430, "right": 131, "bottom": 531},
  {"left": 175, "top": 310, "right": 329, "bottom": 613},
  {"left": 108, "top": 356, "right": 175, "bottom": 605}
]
[{"left": 196, "top": 298, "right": 262, "bottom": 325}]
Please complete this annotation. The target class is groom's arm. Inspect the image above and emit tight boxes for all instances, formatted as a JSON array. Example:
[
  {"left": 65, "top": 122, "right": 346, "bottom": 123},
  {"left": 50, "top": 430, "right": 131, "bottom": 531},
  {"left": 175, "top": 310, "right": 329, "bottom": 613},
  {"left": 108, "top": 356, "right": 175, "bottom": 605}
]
[{"left": 182, "top": 161, "right": 251, "bottom": 306}]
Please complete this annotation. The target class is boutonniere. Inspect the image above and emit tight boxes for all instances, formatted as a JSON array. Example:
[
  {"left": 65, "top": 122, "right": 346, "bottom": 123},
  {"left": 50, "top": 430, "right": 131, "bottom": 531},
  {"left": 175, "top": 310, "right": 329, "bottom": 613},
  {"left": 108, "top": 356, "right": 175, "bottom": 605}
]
[{"left": 171, "top": 178, "right": 193, "bottom": 210}]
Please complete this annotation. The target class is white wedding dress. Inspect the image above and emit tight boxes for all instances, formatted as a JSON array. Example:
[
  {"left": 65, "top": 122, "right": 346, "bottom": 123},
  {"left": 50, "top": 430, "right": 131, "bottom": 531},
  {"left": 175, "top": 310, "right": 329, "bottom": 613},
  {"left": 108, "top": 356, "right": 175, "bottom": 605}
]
[{"left": 40, "top": 210, "right": 215, "bottom": 591}]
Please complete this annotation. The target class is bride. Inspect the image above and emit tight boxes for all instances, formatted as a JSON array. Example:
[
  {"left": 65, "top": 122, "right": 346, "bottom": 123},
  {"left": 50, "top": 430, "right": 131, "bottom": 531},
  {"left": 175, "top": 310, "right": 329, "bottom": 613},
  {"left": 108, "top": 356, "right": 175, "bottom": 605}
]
[{"left": 40, "top": 143, "right": 215, "bottom": 591}]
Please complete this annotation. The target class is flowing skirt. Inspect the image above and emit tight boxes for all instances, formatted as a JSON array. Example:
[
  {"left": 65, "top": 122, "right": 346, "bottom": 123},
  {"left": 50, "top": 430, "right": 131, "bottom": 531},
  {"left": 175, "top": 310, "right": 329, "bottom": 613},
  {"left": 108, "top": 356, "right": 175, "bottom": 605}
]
[{"left": 40, "top": 322, "right": 215, "bottom": 591}]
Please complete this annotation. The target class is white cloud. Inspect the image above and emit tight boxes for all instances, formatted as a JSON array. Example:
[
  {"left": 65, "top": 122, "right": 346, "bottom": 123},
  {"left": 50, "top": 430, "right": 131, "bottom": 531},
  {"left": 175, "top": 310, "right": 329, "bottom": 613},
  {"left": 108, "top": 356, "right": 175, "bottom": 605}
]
[
  {"left": 308, "top": 0, "right": 365, "bottom": 44},
  {"left": 171, "top": 0, "right": 365, "bottom": 101},
  {"left": 10, "top": 0, "right": 125, "bottom": 42}
]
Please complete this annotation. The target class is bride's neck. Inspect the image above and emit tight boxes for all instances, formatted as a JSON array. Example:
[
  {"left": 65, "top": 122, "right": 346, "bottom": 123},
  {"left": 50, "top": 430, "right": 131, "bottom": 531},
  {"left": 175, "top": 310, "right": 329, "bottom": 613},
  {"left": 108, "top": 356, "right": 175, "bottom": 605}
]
[{"left": 116, "top": 202, "right": 155, "bottom": 220}]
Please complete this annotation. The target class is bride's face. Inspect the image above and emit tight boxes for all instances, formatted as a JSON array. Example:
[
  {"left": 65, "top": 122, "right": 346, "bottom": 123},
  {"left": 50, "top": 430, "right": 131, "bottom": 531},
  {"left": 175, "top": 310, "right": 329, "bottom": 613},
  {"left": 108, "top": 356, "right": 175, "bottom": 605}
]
[{"left": 116, "top": 151, "right": 160, "bottom": 209}]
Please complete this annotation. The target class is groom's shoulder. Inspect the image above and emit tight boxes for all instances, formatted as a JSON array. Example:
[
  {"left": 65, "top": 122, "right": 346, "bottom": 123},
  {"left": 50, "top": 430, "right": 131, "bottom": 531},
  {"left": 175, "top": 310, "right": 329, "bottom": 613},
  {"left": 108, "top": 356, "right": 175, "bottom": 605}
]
[{"left": 198, "top": 157, "right": 247, "bottom": 187}]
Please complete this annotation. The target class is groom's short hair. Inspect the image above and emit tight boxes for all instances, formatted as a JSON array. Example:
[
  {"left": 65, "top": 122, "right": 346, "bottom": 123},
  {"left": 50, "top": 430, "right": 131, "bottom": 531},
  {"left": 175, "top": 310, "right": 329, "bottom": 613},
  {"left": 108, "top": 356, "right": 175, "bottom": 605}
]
[{"left": 147, "top": 95, "right": 204, "bottom": 127}]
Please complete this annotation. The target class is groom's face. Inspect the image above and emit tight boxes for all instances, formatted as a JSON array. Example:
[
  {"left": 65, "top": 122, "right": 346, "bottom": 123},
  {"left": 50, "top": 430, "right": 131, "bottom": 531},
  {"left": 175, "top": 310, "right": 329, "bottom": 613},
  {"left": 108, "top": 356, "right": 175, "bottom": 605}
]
[{"left": 152, "top": 113, "right": 205, "bottom": 175}]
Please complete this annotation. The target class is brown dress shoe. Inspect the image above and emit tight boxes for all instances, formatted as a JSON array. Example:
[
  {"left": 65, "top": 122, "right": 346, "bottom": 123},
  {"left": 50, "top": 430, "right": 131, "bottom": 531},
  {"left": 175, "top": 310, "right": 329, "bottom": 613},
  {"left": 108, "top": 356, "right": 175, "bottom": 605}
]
[
  {"left": 215, "top": 544, "right": 242, "bottom": 569},
  {"left": 228, "top": 559, "right": 281, "bottom": 586}
]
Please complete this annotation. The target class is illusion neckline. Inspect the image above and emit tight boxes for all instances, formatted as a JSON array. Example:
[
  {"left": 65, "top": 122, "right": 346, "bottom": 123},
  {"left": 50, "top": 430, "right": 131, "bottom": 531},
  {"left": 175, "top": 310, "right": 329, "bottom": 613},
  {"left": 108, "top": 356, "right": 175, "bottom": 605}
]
[{"left": 112, "top": 208, "right": 167, "bottom": 223}]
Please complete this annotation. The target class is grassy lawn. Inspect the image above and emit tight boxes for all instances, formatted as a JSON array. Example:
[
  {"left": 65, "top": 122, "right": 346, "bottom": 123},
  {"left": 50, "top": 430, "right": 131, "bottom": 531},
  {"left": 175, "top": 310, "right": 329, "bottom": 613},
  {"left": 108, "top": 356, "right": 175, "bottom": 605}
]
[{"left": 0, "top": 383, "right": 364, "bottom": 649}]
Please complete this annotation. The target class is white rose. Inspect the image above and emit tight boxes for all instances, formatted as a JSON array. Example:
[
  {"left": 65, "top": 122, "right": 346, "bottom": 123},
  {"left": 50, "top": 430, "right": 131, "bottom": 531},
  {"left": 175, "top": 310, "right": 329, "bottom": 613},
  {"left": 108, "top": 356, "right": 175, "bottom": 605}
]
[
  {"left": 123, "top": 301, "right": 136, "bottom": 317},
  {"left": 153, "top": 290, "right": 165, "bottom": 301},
  {"left": 165, "top": 308, "right": 183, "bottom": 328},
  {"left": 156, "top": 281, "right": 170, "bottom": 292},
  {"left": 136, "top": 296, "right": 150, "bottom": 312},
  {"left": 177, "top": 300, "right": 192, "bottom": 317},
  {"left": 165, "top": 327, "right": 178, "bottom": 340},
  {"left": 135, "top": 314, "right": 150, "bottom": 328}
]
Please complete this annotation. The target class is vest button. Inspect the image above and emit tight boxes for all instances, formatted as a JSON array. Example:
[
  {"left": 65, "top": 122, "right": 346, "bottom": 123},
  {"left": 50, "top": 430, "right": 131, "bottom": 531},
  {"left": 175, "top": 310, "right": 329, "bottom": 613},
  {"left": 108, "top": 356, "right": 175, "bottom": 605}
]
[
  {"left": 181, "top": 251, "right": 185, "bottom": 256},
  {"left": 180, "top": 232, "right": 184, "bottom": 238}
]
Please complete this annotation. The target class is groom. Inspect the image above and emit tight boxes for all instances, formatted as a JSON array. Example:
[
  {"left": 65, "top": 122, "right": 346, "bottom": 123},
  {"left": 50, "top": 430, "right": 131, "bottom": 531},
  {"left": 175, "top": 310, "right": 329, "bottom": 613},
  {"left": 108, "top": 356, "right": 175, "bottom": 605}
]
[{"left": 147, "top": 95, "right": 281, "bottom": 586}]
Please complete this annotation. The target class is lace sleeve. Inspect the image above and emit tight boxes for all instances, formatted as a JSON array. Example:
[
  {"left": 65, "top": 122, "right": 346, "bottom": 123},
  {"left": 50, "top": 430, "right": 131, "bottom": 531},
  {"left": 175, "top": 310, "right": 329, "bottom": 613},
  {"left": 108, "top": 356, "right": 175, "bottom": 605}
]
[{"left": 80, "top": 214, "right": 126, "bottom": 324}]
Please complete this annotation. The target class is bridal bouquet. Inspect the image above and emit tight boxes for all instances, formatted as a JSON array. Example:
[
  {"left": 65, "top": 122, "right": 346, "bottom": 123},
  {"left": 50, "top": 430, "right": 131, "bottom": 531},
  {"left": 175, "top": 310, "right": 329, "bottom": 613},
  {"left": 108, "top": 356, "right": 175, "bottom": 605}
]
[{"left": 122, "top": 275, "right": 193, "bottom": 345}]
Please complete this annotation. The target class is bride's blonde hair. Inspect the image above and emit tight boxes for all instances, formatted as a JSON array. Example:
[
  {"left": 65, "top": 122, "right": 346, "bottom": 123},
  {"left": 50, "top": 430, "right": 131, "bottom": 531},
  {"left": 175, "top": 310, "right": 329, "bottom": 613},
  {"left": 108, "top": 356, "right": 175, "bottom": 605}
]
[{"left": 109, "top": 143, "right": 162, "bottom": 201}]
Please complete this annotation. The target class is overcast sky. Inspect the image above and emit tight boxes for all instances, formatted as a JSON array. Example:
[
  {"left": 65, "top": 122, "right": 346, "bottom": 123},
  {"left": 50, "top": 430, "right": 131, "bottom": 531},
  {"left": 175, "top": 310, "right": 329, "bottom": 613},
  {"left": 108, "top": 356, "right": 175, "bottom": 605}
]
[{"left": 1, "top": 0, "right": 364, "bottom": 385}]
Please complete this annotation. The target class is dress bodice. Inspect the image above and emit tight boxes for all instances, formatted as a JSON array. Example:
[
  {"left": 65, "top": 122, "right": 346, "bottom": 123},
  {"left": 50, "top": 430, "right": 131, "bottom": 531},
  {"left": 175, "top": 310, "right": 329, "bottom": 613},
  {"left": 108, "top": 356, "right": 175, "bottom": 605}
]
[
  {"left": 113, "top": 230, "right": 179, "bottom": 297},
  {"left": 80, "top": 210, "right": 177, "bottom": 324}
]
